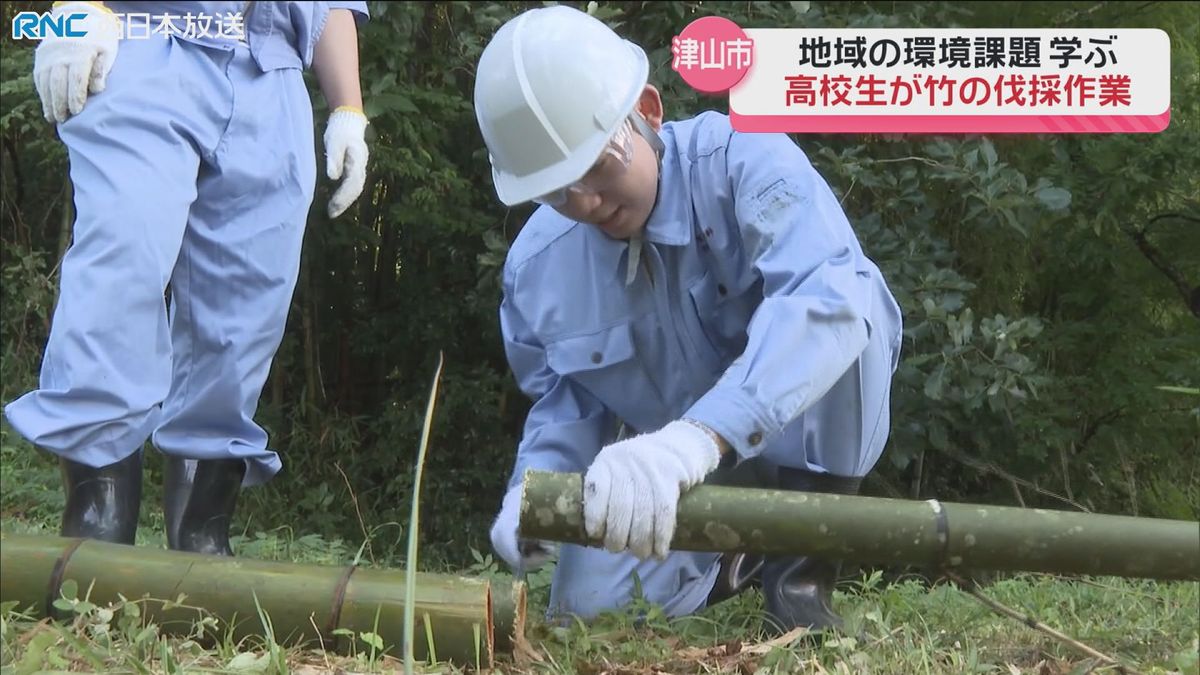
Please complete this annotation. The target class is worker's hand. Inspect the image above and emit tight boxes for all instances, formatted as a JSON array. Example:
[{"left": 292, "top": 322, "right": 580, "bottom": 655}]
[
  {"left": 33, "top": 2, "right": 122, "bottom": 124},
  {"left": 490, "top": 484, "right": 555, "bottom": 573},
  {"left": 583, "top": 420, "right": 722, "bottom": 561},
  {"left": 323, "top": 106, "right": 369, "bottom": 218}
]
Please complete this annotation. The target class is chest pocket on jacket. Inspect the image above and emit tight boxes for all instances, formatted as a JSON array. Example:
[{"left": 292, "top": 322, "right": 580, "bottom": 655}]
[
  {"left": 686, "top": 270, "right": 754, "bottom": 364},
  {"left": 544, "top": 321, "right": 666, "bottom": 430}
]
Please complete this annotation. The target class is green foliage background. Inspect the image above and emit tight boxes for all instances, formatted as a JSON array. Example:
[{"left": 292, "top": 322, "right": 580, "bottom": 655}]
[{"left": 1, "top": 1, "right": 1197, "bottom": 569}]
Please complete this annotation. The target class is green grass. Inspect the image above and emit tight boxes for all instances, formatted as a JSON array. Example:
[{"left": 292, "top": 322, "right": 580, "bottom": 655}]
[
  {"left": 3, "top": 427, "right": 1198, "bottom": 674},
  {"left": 2, "top": 516, "right": 1197, "bottom": 674}
]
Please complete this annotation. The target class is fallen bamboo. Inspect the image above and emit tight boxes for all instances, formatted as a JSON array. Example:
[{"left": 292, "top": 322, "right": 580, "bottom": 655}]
[
  {"left": 490, "top": 578, "right": 527, "bottom": 653},
  {"left": 517, "top": 470, "right": 1200, "bottom": 581},
  {"left": 0, "top": 533, "right": 527, "bottom": 668}
]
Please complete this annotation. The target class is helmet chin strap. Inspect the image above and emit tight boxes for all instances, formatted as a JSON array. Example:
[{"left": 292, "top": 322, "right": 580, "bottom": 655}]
[
  {"left": 624, "top": 113, "right": 665, "bottom": 287},
  {"left": 631, "top": 112, "right": 666, "bottom": 159}
]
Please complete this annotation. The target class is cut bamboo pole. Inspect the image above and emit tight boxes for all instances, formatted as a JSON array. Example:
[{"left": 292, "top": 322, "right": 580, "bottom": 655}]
[
  {"left": 0, "top": 533, "right": 523, "bottom": 668},
  {"left": 490, "top": 578, "right": 527, "bottom": 653},
  {"left": 517, "top": 470, "right": 1200, "bottom": 581}
]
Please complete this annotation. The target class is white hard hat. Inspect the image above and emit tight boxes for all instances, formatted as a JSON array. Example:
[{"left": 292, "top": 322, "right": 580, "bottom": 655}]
[{"left": 474, "top": 5, "right": 650, "bottom": 206}]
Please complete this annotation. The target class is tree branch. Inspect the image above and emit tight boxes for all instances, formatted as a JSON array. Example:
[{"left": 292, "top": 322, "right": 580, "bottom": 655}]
[
  {"left": 1122, "top": 215, "right": 1199, "bottom": 319},
  {"left": 936, "top": 447, "right": 1091, "bottom": 512},
  {"left": 1076, "top": 407, "right": 1126, "bottom": 456},
  {"left": 943, "top": 571, "right": 1144, "bottom": 675},
  {"left": 2, "top": 135, "right": 25, "bottom": 209},
  {"left": 1146, "top": 212, "right": 1200, "bottom": 231}
]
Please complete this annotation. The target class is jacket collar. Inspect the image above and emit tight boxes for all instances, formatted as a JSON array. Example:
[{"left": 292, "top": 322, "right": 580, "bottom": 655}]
[{"left": 639, "top": 121, "right": 693, "bottom": 248}]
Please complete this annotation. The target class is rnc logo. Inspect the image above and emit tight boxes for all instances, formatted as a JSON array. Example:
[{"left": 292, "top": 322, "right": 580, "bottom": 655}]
[{"left": 11, "top": 11, "right": 89, "bottom": 40}]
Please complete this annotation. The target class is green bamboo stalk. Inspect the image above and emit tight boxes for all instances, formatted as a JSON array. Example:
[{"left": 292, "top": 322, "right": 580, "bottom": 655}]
[
  {"left": 0, "top": 533, "right": 514, "bottom": 667},
  {"left": 490, "top": 578, "right": 527, "bottom": 653},
  {"left": 518, "top": 470, "right": 1200, "bottom": 581}
]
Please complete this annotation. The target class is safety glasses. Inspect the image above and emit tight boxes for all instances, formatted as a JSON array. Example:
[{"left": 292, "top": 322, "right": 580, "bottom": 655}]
[{"left": 534, "top": 116, "right": 637, "bottom": 207}]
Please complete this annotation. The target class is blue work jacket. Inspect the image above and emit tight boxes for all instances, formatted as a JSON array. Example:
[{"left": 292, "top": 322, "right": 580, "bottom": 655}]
[{"left": 500, "top": 112, "right": 904, "bottom": 491}]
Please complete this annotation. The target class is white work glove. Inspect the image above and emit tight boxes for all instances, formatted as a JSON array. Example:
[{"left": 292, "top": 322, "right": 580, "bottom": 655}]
[
  {"left": 323, "top": 106, "right": 369, "bottom": 218},
  {"left": 583, "top": 420, "right": 722, "bottom": 561},
  {"left": 33, "top": 2, "right": 122, "bottom": 124},
  {"left": 490, "top": 485, "right": 555, "bottom": 574}
]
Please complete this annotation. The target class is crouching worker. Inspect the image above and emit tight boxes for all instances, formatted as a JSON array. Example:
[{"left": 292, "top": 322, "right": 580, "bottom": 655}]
[{"left": 473, "top": 6, "right": 903, "bottom": 634}]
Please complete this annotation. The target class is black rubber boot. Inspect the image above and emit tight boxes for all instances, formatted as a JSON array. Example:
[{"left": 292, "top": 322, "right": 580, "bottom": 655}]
[
  {"left": 60, "top": 450, "right": 143, "bottom": 545},
  {"left": 163, "top": 456, "right": 246, "bottom": 556},
  {"left": 759, "top": 468, "right": 863, "bottom": 635},
  {"left": 709, "top": 550, "right": 766, "bottom": 605},
  {"left": 162, "top": 455, "right": 195, "bottom": 550}
]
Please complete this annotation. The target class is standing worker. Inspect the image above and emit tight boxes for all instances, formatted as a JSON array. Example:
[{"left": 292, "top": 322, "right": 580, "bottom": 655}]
[
  {"left": 5, "top": 1, "right": 371, "bottom": 556},
  {"left": 474, "top": 6, "right": 904, "bottom": 634}
]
